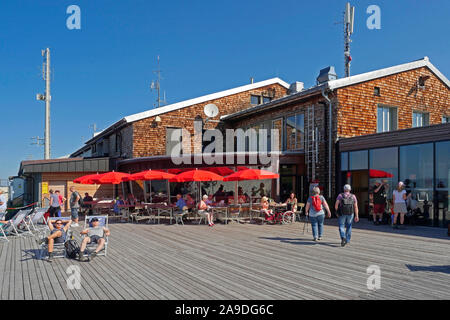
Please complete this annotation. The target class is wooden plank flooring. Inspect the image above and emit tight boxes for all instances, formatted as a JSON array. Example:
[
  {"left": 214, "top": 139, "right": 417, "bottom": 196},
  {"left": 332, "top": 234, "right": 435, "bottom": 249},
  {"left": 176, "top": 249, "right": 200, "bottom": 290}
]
[{"left": 0, "top": 219, "right": 449, "bottom": 300}]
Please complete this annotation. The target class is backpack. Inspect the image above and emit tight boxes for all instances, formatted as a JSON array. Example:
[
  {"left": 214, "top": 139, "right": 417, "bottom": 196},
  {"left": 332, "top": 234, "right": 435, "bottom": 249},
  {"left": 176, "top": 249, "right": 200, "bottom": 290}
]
[
  {"left": 311, "top": 195, "right": 322, "bottom": 212},
  {"left": 339, "top": 193, "right": 355, "bottom": 215},
  {"left": 65, "top": 239, "right": 80, "bottom": 259}
]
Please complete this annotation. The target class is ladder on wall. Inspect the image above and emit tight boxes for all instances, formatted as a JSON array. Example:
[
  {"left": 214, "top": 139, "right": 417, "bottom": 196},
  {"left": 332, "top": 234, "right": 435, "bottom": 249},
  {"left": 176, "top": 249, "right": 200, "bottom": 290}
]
[{"left": 306, "top": 105, "right": 318, "bottom": 182}]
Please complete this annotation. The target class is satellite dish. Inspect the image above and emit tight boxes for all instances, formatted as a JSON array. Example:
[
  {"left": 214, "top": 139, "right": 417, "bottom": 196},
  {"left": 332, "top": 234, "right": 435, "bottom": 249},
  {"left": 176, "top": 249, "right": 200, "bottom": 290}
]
[{"left": 203, "top": 104, "right": 219, "bottom": 118}]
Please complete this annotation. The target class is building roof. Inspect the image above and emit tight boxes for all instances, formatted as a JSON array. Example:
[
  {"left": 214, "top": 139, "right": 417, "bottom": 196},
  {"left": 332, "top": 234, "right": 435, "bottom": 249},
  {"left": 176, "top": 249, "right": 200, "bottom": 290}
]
[
  {"left": 222, "top": 57, "right": 450, "bottom": 121},
  {"left": 80, "top": 77, "right": 289, "bottom": 147}
]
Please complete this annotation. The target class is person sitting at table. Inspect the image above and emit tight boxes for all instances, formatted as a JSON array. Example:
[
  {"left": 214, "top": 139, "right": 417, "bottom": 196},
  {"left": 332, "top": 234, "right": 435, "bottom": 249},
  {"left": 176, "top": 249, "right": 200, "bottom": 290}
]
[
  {"left": 205, "top": 194, "right": 214, "bottom": 206},
  {"left": 198, "top": 195, "right": 214, "bottom": 227},
  {"left": 285, "top": 192, "right": 298, "bottom": 212},
  {"left": 126, "top": 193, "right": 136, "bottom": 206},
  {"left": 261, "top": 196, "right": 276, "bottom": 222},
  {"left": 113, "top": 197, "right": 125, "bottom": 214},
  {"left": 214, "top": 185, "right": 226, "bottom": 202},
  {"left": 185, "top": 194, "right": 195, "bottom": 207},
  {"left": 175, "top": 194, "right": 187, "bottom": 211},
  {"left": 83, "top": 193, "right": 94, "bottom": 215}
]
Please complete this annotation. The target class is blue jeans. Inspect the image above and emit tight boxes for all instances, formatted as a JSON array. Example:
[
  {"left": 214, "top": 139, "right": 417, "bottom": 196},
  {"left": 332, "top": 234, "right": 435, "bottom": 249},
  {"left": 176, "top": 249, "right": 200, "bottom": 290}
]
[
  {"left": 338, "top": 214, "right": 354, "bottom": 242},
  {"left": 309, "top": 214, "right": 325, "bottom": 239}
]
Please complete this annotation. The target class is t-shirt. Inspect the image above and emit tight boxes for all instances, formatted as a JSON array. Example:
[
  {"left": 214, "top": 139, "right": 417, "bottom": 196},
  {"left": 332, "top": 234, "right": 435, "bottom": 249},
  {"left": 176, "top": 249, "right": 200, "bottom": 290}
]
[
  {"left": 393, "top": 190, "right": 406, "bottom": 203},
  {"left": 88, "top": 227, "right": 105, "bottom": 238},
  {"left": 70, "top": 191, "right": 80, "bottom": 209},
  {"left": 176, "top": 198, "right": 187, "bottom": 211},
  {"left": 307, "top": 195, "right": 326, "bottom": 217},
  {"left": 372, "top": 185, "right": 386, "bottom": 204},
  {"left": 50, "top": 194, "right": 60, "bottom": 208},
  {"left": 0, "top": 194, "right": 7, "bottom": 212}
]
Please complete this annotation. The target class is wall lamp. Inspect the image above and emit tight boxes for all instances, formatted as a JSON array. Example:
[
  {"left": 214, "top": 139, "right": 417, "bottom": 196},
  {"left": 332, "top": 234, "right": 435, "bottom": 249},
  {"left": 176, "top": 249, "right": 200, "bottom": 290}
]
[{"left": 151, "top": 116, "right": 162, "bottom": 128}]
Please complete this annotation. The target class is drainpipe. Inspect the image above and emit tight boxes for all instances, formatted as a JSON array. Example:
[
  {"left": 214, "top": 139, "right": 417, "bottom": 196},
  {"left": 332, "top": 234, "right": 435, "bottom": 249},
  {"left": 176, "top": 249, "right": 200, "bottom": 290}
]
[{"left": 321, "top": 88, "right": 332, "bottom": 199}]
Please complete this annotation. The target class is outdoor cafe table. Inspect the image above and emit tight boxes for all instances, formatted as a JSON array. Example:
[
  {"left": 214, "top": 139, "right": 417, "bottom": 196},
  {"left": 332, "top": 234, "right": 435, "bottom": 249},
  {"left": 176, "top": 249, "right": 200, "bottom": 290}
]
[
  {"left": 143, "top": 203, "right": 176, "bottom": 224},
  {"left": 209, "top": 206, "right": 228, "bottom": 223}
]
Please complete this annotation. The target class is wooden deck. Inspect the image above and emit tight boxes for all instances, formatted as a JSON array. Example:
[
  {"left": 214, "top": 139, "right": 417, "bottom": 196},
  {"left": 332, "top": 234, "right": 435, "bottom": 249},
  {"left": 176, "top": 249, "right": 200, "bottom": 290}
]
[{"left": 1, "top": 219, "right": 449, "bottom": 300}]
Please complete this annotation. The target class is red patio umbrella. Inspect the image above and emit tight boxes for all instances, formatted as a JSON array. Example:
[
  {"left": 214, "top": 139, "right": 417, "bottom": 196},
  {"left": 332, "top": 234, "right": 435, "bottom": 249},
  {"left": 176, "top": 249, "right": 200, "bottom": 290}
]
[
  {"left": 167, "top": 168, "right": 193, "bottom": 174},
  {"left": 73, "top": 173, "right": 104, "bottom": 184},
  {"left": 124, "top": 170, "right": 176, "bottom": 181},
  {"left": 369, "top": 169, "right": 393, "bottom": 178},
  {"left": 169, "top": 169, "right": 224, "bottom": 182},
  {"left": 223, "top": 169, "right": 279, "bottom": 181},
  {"left": 203, "top": 167, "right": 235, "bottom": 176},
  {"left": 90, "top": 171, "right": 131, "bottom": 184}
]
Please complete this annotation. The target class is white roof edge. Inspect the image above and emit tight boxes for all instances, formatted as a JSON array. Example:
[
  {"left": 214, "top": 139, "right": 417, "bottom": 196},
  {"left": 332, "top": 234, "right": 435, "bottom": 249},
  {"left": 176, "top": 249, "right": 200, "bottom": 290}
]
[
  {"left": 328, "top": 57, "right": 450, "bottom": 90},
  {"left": 124, "top": 77, "right": 289, "bottom": 123}
]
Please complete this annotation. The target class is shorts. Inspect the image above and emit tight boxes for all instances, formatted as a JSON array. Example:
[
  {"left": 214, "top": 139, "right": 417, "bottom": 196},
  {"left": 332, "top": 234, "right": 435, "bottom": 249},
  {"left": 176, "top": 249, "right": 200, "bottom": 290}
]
[
  {"left": 71, "top": 208, "right": 79, "bottom": 219},
  {"left": 373, "top": 203, "right": 386, "bottom": 214},
  {"left": 393, "top": 202, "right": 407, "bottom": 214},
  {"left": 49, "top": 206, "right": 60, "bottom": 217},
  {"left": 89, "top": 235, "right": 103, "bottom": 243}
]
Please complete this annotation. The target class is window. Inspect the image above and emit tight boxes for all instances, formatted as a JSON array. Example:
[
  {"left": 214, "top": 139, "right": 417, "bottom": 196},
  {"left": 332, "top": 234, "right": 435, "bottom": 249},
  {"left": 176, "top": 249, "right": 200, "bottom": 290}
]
[
  {"left": 442, "top": 116, "right": 450, "bottom": 123},
  {"left": 166, "top": 127, "right": 182, "bottom": 156},
  {"left": 377, "top": 106, "right": 397, "bottom": 132},
  {"left": 341, "top": 152, "right": 348, "bottom": 171},
  {"left": 369, "top": 147, "right": 398, "bottom": 200},
  {"left": 412, "top": 111, "right": 429, "bottom": 127},
  {"left": 251, "top": 95, "right": 272, "bottom": 105},
  {"left": 91, "top": 144, "right": 96, "bottom": 153},
  {"left": 349, "top": 150, "right": 368, "bottom": 170},
  {"left": 284, "top": 113, "right": 304, "bottom": 151},
  {"left": 374, "top": 87, "right": 380, "bottom": 96},
  {"left": 251, "top": 95, "right": 261, "bottom": 105},
  {"left": 115, "top": 133, "right": 122, "bottom": 153},
  {"left": 263, "top": 96, "right": 272, "bottom": 104}
]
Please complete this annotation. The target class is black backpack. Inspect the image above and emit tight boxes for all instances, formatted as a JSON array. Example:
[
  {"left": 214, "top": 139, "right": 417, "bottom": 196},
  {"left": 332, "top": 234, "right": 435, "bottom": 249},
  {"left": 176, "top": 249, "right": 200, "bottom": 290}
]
[
  {"left": 65, "top": 239, "right": 80, "bottom": 259},
  {"left": 339, "top": 193, "right": 355, "bottom": 215}
]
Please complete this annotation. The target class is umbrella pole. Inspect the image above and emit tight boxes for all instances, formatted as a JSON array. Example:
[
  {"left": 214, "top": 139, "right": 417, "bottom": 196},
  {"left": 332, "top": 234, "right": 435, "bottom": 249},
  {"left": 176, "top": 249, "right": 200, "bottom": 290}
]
[
  {"left": 143, "top": 181, "right": 147, "bottom": 203},
  {"left": 167, "top": 180, "right": 171, "bottom": 204},
  {"left": 150, "top": 181, "right": 152, "bottom": 203},
  {"left": 235, "top": 181, "right": 238, "bottom": 205},
  {"left": 130, "top": 181, "right": 134, "bottom": 198},
  {"left": 121, "top": 182, "right": 125, "bottom": 199}
]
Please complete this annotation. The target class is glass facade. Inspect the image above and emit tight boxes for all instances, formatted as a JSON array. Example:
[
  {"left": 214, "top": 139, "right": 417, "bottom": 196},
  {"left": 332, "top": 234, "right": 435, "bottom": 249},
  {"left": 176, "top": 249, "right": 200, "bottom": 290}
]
[
  {"left": 369, "top": 147, "right": 398, "bottom": 201},
  {"left": 339, "top": 140, "right": 450, "bottom": 227}
]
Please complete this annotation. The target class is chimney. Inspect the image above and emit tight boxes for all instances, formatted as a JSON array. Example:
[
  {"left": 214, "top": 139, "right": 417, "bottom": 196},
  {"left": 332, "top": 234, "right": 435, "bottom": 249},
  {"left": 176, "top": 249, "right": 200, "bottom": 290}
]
[
  {"left": 316, "top": 66, "right": 338, "bottom": 84},
  {"left": 250, "top": 77, "right": 254, "bottom": 84},
  {"left": 288, "top": 82, "right": 304, "bottom": 94}
]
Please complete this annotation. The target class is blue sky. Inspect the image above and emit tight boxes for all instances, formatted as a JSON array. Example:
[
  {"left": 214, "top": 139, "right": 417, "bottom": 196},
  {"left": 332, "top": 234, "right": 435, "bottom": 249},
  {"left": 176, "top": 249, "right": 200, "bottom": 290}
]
[{"left": 1, "top": 0, "right": 449, "bottom": 179}]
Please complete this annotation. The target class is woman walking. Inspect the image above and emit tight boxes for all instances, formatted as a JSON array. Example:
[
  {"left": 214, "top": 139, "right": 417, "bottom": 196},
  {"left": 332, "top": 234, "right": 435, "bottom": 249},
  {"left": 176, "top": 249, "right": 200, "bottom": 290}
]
[
  {"left": 392, "top": 181, "right": 407, "bottom": 229},
  {"left": 305, "top": 187, "right": 331, "bottom": 242}
]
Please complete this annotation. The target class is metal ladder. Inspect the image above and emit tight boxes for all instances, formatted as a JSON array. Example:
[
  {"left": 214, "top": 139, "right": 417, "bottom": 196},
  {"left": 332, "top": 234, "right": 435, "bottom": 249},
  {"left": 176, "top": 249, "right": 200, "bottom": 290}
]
[{"left": 306, "top": 105, "right": 318, "bottom": 182}]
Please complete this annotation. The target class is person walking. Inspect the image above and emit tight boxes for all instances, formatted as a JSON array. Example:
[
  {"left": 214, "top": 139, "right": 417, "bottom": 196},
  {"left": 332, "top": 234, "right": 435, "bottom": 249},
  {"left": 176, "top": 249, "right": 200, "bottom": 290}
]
[
  {"left": 305, "top": 187, "right": 331, "bottom": 242},
  {"left": 69, "top": 186, "right": 81, "bottom": 227},
  {"left": 55, "top": 190, "right": 66, "bottom": 218},
  {"left": 335, "top": 184, "right": 359, "bottom": 247},
  {"left": 392, "top": 181, "right": 407, "bottom": 229},
  {"left": 371, "top": 180, "right": 387, "bottom": 225},
  {"left": 48, "top": 189, "right": 61, "bottom": 218}
]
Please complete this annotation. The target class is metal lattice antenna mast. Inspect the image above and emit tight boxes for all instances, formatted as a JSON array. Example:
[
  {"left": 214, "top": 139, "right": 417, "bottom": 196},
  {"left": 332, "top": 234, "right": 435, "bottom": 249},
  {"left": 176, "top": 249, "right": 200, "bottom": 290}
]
[
  {"left": 344, "top": 3, "right": 355, "bottom": 77},
  {"left": 150, "top": 56, "right": 166, "bottom": 108},
  {"left": 36, "top": 48, "right": 51, "bottom": 159}
]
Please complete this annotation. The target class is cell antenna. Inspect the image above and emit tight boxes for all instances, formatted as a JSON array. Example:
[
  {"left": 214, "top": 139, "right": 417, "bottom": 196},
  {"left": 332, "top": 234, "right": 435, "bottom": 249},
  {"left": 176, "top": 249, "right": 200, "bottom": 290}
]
[
  {"left": 344, "top": 2, "right": 355, "bottom": 77},
  {"left": 36, "top": 48, "right": 51, "bottom": 159},
  {"left": 150, "top": 55, "right": 167, "bottom": 108}
]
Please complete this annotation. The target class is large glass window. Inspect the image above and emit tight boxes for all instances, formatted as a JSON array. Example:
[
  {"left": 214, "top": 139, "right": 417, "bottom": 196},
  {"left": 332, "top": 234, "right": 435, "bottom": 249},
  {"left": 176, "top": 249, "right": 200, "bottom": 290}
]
[
  {"left": 284, "top": 113, "right": 304, "bottom": 151},
  {"left": 341, "top": 152, "right": 348, "bottom": 171},
  {"left": 369, "top": 147, "right": 398, "bottom": 200},
  {"left": 377, "top": 106, "right": 397, "bottom": 132},
  {"left": 436, "top": 141, "right": 450, "bottom": 227},
  {"left": 349, "top": 150, "right": 368, "bottom": 170},
  {"left": 400, "top": 143, "right": 434, "bottom": 222}
]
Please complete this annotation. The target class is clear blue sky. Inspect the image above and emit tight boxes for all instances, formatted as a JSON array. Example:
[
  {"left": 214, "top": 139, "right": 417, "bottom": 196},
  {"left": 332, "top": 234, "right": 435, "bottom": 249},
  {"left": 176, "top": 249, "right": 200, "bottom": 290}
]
[{"left": 1, "top": 0, "right": 449, "bottom": 179}]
